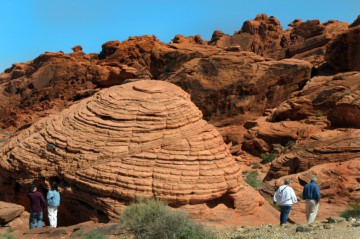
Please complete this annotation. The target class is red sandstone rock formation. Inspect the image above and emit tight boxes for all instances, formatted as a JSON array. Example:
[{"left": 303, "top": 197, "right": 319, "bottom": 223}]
[
  {"left": 209, "top": 14, "right": 348, "bottom": 67},
  {"left": 0, "top": 14, "right": 359, "bottom": 228},
  {"left": 165, "top": 51, "right": 312, "bottom": 120},
  {"left": 326, "top": 26, "right": 360, "bottom": 71},
  {"left": 0, "top": 80, "right": 278, "bottom": 225},
  {"left": 269, "top": 72, "right": 360, "bottom": 127},
  {"left": 264, "top": 129, "right": 360, "bottom": 181}
]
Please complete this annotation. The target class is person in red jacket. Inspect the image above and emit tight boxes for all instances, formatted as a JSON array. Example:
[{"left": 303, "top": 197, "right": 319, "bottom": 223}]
[{"left": 27, "top": 184, "right": 46, "bottom": 229}]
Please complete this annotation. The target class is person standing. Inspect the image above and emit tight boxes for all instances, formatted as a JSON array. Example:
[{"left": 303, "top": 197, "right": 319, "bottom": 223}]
[
  {"left": 27, "top": 184, "right": 46, "bottom": 229},
  {"left": 47, "top": 182, "right": 61, "bottom": 228},
  {"left": 273, "top": 178, "right": 298, "bottom": 226},
  {"left": 302, "top": 177, "right": 320, "bottom": 224}
]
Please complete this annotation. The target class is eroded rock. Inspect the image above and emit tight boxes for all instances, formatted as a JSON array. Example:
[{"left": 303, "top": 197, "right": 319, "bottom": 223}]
[{"left": 0, "top": 80, "right": 277, "bottom": 225}]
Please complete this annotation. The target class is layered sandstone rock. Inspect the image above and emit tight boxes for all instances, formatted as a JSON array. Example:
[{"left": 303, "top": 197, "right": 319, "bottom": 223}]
[
  {"left": 0, "top": 80, "right": 277, "bottom": 224},
  {"left": 0, "top": 52, "right": 95, "bottom": 130},
  {"left": 264, "top": 129, "right": 360, "bottom": 181},
  {"left": 242, "top": 117, "right": 327, "bottom": 156},
  {"left": 166, "top": 51, "right": 312, "bottom": 120},
  {"left": 269, "top": 72, "right": 360, "bottom": 127}
]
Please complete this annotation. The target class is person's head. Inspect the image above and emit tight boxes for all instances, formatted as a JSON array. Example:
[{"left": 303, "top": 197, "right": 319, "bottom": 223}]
[
  {"left": 284, "top": 178, "right": 291, "bottom": 185},
  {"left": 30, "top": 184, "right": 37, "bottom": 192},
  {"left": 310, "top": 177, "right": 317, "bottom": 183},
  {"left": 51, "top": 182, "right": 58, "bottom": 191}
]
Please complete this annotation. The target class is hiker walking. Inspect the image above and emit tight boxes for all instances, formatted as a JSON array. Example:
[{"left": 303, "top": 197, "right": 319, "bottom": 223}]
[
  {"left": 47, "top": 182, "right": 61, "bottom": 228},
  {"left": 302, "top": 177, "right": 320, "bottom": 224},
  {"left": 27, "top": 184, "right": 46, "bottom": 229},
  {"left": 273, "top": 178, "right": 298, "bottom": 225}
]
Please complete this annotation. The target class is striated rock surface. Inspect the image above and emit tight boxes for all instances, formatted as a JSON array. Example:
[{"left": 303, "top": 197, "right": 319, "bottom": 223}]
[
  {"left": 264, "top": 129, "right": 360, "bottom": 181},
  {"left": 0, "top": 80, "right": 277, "bottom": 225},
  {"left": 242, "top": 116, "right": 327, "bottom": 156},
  {"left": 269, "top": 72, "right": 360, "bottom": 127}
]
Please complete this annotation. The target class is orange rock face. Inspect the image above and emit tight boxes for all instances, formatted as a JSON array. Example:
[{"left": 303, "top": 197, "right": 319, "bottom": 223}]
[{"left": 0, "top": 80, "right": 278, "bottom": 225}]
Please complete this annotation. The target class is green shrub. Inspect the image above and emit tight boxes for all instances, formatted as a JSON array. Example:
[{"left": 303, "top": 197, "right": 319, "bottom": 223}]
[
  {"left": 286, "top": 140, "right": 296, "bottom": 149},
  {"left": 0, "top": 228, "right": 16, "bottom": 239},
  {"left": 244, "top": 171, "right": 262, "bottom": 189},
  {"left": 297, "top": 192, "right": 303, "bottom": 200},
  {"left": 260, "top": 152, "right": 278, "bottom": 164},
  {"left": 241, "top": 170, "right": 249, "bottom": 175},
  {"left": 121, "top": 198, "right": 217, "bottom": 239},
  {"left": 340, "top": 198, "right": 360, "bottom": 219},
  {"left": 251, "top": 162, "right": 260, "bottom": 169},
  {"left": 70, "top": 230, "right": 108, "bottom": 239}
]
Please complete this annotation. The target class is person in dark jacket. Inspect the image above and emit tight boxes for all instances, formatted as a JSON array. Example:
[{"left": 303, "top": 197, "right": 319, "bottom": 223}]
[
  {"left": 302, "top": 177, "right": 321, "bottom": 224},
  {"left": 27, "top": 184, "right": 46, "bottom": 229}
]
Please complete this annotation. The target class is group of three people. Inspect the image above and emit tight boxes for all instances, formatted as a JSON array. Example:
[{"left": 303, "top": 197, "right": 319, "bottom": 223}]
[
  {"left": 273, "top": 177, "right": 321, "bottom": 225},
  {"left": 27, "top": 182, "right": 61, "bottom": 229}
]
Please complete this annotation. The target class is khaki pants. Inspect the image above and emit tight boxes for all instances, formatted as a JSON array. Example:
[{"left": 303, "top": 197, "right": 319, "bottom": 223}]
[{"left": 306, "top": 199, "right": 319, "bottom": 224}]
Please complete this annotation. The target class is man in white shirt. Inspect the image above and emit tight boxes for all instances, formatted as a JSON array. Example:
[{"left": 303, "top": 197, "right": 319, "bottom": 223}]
[{"left": 273, "top": 178, "right": 298, "bottom": 225}]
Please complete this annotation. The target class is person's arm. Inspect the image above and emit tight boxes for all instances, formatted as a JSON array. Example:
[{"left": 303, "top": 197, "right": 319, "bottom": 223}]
[
  {"left": 315, "top": 185, "right": 321, "bottom": 202},
  {"left": 302, "top": 186, "right": 306, "bottom": 200},
  {"left": 273, "top": 189, "right": 279, "bottom": 203},
  {"left": 291, "top": 188, "right": 298, "bottom": 203},
  {"left": 40, "top": 193, "right": 47, "bottom": 209}
]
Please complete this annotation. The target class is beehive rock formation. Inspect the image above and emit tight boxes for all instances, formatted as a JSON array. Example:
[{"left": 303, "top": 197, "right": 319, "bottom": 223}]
[{"left": 0, "top": 80, "right": 278, "bottom": 224}]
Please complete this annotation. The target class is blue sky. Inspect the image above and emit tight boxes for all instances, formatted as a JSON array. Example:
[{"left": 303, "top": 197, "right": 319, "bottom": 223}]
[{"left": 0, "top": 0, "right": 359, "bottom": 72}]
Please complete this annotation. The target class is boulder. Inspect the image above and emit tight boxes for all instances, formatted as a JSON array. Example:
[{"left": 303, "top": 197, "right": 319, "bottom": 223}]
[{"left": 0, "top": 201, "right": 24, "bottom": 224}]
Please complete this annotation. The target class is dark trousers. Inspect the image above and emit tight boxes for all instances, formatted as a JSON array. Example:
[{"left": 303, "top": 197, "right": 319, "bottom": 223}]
[
  {"left": 279, "top": 205, "right": 292, "bottom": 225},
  {"left": 29, "top": 211, "right": 43, "bottom": 229}
]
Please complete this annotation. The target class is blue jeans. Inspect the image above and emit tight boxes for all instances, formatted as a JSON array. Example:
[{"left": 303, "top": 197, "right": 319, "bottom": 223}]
[
  {"left": 279, "top": 205, "right": 292, "bottom": 225},
  {"left": 29, "top": 211, "right": 43, "bottom": 229}
]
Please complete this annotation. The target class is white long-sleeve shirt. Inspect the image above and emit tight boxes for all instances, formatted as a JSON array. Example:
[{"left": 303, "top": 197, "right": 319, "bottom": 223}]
[{"left": 273, "top": 185, "right": 298, "bottom": 206}]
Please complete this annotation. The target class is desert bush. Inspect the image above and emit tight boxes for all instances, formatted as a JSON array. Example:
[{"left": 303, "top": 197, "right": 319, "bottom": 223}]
[
  {"left": 120, "top": 198, "right": 217, "bottom": 239},
  {"left": 260, "top": 152, "right": 278, "bottom": 164},
  {"left": 286, "top": 140, "right": 296, "bottom": 149},
  {"left": 244, "top": 171, "right": 262, "bottom": 189},
  {"left": 251, "top": 162, "right": 260, "bottom": 169},
  {"left": 70, "top": 230, "right": 108, "bottom": 239},
  {"left": 0, "top": 228, "right": 16, "bottom": 239},
  {"left": 340, "top": 198, "right": 360, "bottom": 219}
]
